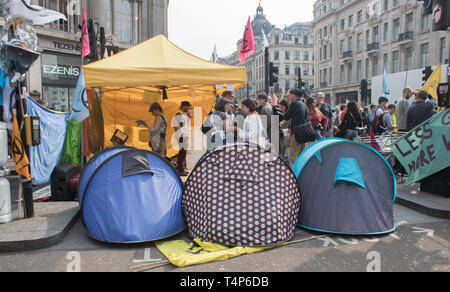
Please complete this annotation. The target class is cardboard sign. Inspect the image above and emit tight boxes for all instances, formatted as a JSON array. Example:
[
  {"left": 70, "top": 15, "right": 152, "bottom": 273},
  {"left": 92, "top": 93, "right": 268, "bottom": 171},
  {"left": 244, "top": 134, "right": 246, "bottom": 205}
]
[{"left": 392, "top": 108, "right": 450, "bottom": 185}]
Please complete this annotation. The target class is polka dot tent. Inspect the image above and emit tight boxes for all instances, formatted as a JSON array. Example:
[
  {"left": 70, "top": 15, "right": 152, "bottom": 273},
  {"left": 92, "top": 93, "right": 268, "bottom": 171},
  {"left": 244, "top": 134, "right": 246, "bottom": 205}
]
[{"left": 183, "top": 143, "right": 301, "bottom": 247}]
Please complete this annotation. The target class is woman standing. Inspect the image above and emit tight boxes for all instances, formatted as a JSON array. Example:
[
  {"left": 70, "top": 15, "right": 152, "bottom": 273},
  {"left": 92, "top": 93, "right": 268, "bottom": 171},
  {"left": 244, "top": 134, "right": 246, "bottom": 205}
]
[
  {"left": 208, "top": 98, "right": 232, "bottom": 150},
  {"left": 305, "top": 97, "right": 328, "bottom": 140},
  {"left": 338, "top": 101, "right": 363, "bottom": 140},
  {"left": 137, "top": 102, "right": 167, "bottom": 157},
  {"left": 237, "top": 98, "right": 265, "bottom": 148}
]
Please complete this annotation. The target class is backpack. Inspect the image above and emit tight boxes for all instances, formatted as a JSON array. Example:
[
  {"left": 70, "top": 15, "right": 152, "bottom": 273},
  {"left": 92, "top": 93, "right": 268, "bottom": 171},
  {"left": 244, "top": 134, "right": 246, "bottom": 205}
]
[{"left": 373, "top": 110, "right": 388, "bottom": 135}]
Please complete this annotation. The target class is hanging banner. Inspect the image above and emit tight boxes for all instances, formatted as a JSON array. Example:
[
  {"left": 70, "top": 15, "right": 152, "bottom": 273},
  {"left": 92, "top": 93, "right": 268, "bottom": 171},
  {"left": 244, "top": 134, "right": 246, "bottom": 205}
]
[
  {"left": 27, "top": 97, "right": 69, "bottom": 185},
  {"left": 392, "top": 108, "right": 450, "bottom": 186},
  {"left": 11, "top": 114, "right": 31, "bottom": 179}
]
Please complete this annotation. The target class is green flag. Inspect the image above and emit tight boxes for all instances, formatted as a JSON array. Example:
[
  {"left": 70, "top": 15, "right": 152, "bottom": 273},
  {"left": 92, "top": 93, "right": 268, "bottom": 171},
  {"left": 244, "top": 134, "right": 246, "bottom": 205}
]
[
  {"left": 392, "top": 108, "right": 450, "bottom": 186},
  {"left": 60, "top": 119, "right": 82, "bottom": 166}
]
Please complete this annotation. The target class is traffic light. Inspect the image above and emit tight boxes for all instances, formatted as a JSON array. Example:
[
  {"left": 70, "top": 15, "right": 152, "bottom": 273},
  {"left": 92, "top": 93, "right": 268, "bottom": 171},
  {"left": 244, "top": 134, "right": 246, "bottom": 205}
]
[
  {"left": 86, "top": 19, "right": 98, "bottom": 62},
  {"left": 432, "top": 0, "right": 450, "bottom": 31},
  {"left": 269, "top": 62, "right": 279, "bottom": 87},
  {"left": 422, "top": 66, "right": 433, "bottom": 85},
  {"left": 297, "top": 67, "right": 306, "bottom": 88},
  {"left": 361, "top": 79, "right": 368, "bottom": 104}
]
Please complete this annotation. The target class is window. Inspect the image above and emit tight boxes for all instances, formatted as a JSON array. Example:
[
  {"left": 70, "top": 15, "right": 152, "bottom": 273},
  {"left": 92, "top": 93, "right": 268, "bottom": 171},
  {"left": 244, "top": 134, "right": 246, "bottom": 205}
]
[
  {"left": 392, "top": 51, "right": 399, "bottom": 73},
  {"left": 285, "top": 66, "right": 290, "bottom": 75},
  {"left": 274, "top": 51, "right": 280, "bottom": 60},
  {"left": 275, "top": 35, "right": 280, "bottom": 45},
  {"left": 383, "top": 23, "right": 388, "bottom": 43},
  {"left": 285, "top": 51, "right": 290, "bottom": 60},
  {"left": 348, "top": 36, "right": 353, "bottom": 52},
  {"left": 349, "top": 15, "right": 354, "bottom": 28},
  {"left": 366, "top": 30, "right": 371, "bottom": 46},
  {"left": 421, "top": 43, "right": 429, "bottom": 67},
  {"left": 340, "top": 65, "right": 345, "bottom": 84},
  {"left": 324, "top": 27, "right": 328, "bottom": 36},
  {"left": 365, "top": 59, "right": 370, "bottom": 79},
  {"left": 286, "top": 80, "right": 290, "bottom": 91},
  {"left": 394, "top": 0, "right": 399, "bottom": 7},
  {"left": 38, "top": 0, "right": 81, "bottom": 34},
  {"left": 340, "top": 19, "right": 345, "bottom": 31},
  {"left": 357, "top": 11, "right": 363, "bottom": 24},
  {"left": 406, "top": 13, "right": 414, "bottom": 32},
  {"left": 324, "top": 45, "right": 328, "bottom": 59},
  {"left": 373, "top": 56, "right": 379, "bottom": 76},
  {"left": 440, "top": 38, "right": 447, "bottom": 64},
  {"left": 357, "top": 60, "right": 362, "bottom": 82},
  {"left": 357, "top": 33, "right": 363, "bottom": 51},
  {"left": 304, "top": 52, "right": 309, "bottom": 61},
  {"left": 340, "top": 39, "right": 345, "bottom": 55},
  {"left": 422, "top": 14, "right": 430, "bottom": 31},
  {"left": 405, "top": 47, "right": 413, "bottom": 71},
  {"left": 348, "top": 64, "right": 353, "bottom": 84},
  {"left": 383, "top": 53, "right": 388, "bottom": 71},
  {"left": 384, "top": 0, "right": 389, "bottom": 11},
  {"left": 373, "top": 26, "right": 379, "bottom": 43},
  {"left": 304, "top": 36, "right": 309, "bottom": 45},
  {"left": 295, "top": 38, "right": 299, "bottom": 44},
  {"left": 304, "top": 66, "right": 309, "bottom": 76},
  {"left": 114, "top": 0, "right": 132, "bottom": 43},
  {"left": 294, "top": 51, "right": 300, "bottom": 61},
  {"left": 393, "top": 18, "right": 400, "bottom": 41}
]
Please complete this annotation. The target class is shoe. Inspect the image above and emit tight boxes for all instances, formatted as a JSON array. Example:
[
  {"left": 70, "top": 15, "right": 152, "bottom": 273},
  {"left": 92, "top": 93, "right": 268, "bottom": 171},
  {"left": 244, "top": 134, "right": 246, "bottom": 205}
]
[{"left": 178, "top": 170, "right": 189, "bottom": 177}]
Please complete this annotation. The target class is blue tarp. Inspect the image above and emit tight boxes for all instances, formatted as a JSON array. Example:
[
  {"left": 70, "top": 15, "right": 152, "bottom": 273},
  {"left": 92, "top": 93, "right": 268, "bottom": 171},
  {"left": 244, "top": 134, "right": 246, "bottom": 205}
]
[{"left": 27, "top": 97, "right": 69, "bottom": 185}]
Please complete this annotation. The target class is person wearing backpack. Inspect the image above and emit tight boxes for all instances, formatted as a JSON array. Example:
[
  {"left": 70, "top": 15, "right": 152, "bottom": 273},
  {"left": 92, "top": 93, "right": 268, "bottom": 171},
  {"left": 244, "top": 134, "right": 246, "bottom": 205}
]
[{"left": 372, "top": 96, "right": 389, "bottom": 135}]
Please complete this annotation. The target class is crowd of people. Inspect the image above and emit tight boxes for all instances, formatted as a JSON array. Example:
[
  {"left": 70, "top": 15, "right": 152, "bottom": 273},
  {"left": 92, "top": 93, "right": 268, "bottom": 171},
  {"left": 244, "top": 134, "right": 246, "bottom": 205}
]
[{"left": 138, "top": 87, "right": 438, "bottom": 175}]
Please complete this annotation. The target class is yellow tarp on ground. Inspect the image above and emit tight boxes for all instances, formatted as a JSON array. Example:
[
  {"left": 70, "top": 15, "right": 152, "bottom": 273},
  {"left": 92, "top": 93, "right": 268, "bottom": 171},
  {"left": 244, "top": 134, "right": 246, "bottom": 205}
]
[
  {"left": 155, "top": 238, "right": 275, "bottom": 268},
  {"left": 83, "top": 35, "right": 246, "bottom": 89},
  {"left": 102, "top": 87, "right": 214, "bottom": 157}
]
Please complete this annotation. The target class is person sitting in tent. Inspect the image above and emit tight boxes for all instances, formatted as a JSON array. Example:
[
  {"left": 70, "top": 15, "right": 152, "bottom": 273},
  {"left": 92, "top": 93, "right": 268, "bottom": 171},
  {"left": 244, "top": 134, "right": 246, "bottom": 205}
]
[
  {"left": 172, "top": 101, "right": 193, "bottom": 176},
  {"left": 136, "top": 102, "right": 167, "bottom": 157}
]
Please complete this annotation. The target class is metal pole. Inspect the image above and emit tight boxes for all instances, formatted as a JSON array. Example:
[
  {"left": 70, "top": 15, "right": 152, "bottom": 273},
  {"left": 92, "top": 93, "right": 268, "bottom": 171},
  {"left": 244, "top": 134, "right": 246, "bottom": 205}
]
[{"left": 264, "top": 47, "right": 269, "bottom": 94}]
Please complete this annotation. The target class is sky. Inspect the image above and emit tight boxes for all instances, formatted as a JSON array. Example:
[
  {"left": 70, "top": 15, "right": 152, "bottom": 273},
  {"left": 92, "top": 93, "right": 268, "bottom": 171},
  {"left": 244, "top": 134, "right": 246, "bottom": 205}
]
[{"left": 168, "top": 0, "right": 315, "bottom": 60}]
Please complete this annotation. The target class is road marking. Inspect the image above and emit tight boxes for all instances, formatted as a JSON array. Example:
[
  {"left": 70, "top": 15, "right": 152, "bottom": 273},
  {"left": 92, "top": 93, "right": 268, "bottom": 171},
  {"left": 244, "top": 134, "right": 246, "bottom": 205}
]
[
  {"left": 133, "top": 248, "right": 162, "bottom": 264},
  {"left": 412, "top": 227, "right": 434, "bottom": 238}
]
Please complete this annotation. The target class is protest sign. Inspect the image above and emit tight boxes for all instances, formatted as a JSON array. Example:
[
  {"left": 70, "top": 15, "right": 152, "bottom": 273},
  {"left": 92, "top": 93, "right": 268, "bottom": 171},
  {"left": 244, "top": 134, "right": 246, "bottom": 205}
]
[{"left": 392, "top": 108, "right": 450, "bottom": 186}]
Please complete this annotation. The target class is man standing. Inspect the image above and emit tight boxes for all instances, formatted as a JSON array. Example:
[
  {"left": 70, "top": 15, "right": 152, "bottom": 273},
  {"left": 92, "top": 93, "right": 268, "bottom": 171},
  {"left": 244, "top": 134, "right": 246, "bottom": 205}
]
[
  {"left": 316, "top": 92, "right": 333, "bottom": 138},
  {"left": 406, "top": 90, "right": 435, "bottom": 131},
  {"left": 282, "top": 89, "right": 309, "bottom": 166},
  {"left": 396, "top": 88, "right": 414, "bottom": 132},
  {"left": 257, "top": 92, "right": 273, "bottom": 140},
  {"left": 172, "top": 101, "right": 193, "bottom": 176},
  {"left": 383, "top": 104, "right": 396, "bottom": 133}
]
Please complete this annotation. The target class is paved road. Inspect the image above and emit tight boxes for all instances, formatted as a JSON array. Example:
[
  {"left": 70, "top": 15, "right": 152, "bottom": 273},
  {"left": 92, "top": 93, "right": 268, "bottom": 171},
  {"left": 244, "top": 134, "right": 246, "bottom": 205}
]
[{"left": 0, "top": 204, "right": 448, "bottom": 272}]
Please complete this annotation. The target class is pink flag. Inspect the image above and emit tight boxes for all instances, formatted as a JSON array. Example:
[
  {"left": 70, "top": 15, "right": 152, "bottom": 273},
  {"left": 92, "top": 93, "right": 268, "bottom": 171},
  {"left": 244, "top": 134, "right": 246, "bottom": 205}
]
[
  {"left": 238, "top": 17, "right": 255, "bottom": 64},
  {"left": 81, "top": 8, "right": 90, "bottom": 59},
  {"left": 370, "top": 130, "right": 381, "bottom": 152}
]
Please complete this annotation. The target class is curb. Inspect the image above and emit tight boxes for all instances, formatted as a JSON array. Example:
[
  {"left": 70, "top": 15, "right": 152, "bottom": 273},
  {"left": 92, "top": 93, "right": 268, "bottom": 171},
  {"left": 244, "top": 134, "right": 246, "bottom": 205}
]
[
  {"left": 395, "top": 196, "right": 450, "bottom": 219},
  {"left": 0, "top": 210, "right": 80, "bottom": 253}
]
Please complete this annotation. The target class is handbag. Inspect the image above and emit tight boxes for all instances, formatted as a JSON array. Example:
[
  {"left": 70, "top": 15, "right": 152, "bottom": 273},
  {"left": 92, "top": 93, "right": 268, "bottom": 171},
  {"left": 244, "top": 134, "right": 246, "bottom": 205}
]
[{"left": 293, "top": 121, "right": 316, "bottom": 144}]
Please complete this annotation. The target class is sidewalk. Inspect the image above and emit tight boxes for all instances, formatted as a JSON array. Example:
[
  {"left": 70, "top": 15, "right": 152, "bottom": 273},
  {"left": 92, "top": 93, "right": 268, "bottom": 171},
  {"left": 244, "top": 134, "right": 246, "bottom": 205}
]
[
  {"left": 0, "top": 202, "right": 79, "bottom": 253},
  {"left": 395, "top": 182, "right": 450, "bottom": 219}
]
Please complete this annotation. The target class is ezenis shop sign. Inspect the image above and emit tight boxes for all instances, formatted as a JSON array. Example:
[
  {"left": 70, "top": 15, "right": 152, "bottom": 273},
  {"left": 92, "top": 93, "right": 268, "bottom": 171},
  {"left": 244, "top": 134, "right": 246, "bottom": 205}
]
[{"left": 42, "top": 65, "right": 80, "bottom": 77}]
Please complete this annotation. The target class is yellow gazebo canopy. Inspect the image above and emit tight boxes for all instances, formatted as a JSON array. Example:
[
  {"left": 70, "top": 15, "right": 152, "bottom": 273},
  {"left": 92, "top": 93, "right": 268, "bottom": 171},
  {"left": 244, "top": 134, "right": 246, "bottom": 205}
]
[
  {"left": 83, "top": 34, "right": 246, "bottom": 89},
  {"left": 82, "top": 35, "right": 246, "bottom": 157}
]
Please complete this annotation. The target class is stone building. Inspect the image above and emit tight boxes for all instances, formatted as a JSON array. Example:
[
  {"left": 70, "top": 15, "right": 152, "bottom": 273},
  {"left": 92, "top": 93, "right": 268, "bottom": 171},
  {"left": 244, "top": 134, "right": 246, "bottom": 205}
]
[
  {"left": 4, "top": 0, "right": 169, "bottom": 111},
  {"left": 312, "top": 0, "right": 449, "bottom": 106},
  {"left": 219, "top": 3, "right": 315, "bottom": 103}
]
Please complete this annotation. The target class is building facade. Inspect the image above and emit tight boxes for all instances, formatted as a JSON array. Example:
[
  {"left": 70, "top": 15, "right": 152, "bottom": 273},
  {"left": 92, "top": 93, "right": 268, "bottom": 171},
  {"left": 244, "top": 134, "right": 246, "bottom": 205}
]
[
  {"left": 220, "top": 4, "right": 315, "bottom": 103},
  {"left": 9, "top": 0, "right": 169, "bottom": 112},
  {"left": 312, "top": 0, "right": 449, "bottom": 106}
]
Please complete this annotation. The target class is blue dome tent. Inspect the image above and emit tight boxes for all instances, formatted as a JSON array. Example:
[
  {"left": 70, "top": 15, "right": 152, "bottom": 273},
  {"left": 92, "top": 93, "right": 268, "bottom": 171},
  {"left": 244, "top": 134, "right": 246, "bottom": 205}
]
[
  {"left": 78, "top": 147, "right": 185, "bottom": 243},
  {"left": 293, "top": 138, "right": 396, "bottom": 235}
]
